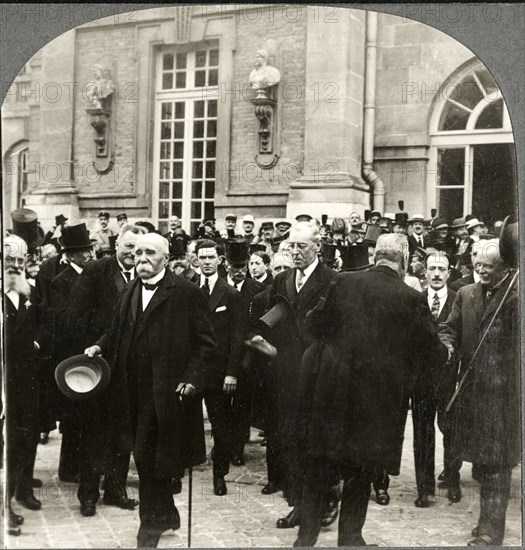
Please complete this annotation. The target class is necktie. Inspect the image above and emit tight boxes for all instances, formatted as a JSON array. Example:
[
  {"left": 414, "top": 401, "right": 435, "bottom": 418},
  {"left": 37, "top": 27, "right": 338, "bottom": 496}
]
[
  {"left": 143, "top": 281, "right": 158, "bottom": 291},
  {"left": 122, "top": 271, "right": 131, "bottom": 282},
  {"left": 296, "top": 269, "right": 305, "bottom": 292},
  {"left": 202, "top": 277, "right": 210, "bottom": 296},
  {"left": 431, "top": 292, "right": 440, "bottom": 321},
  {"left": 234, "top": 282, "right": 240, "bottom": 291}
]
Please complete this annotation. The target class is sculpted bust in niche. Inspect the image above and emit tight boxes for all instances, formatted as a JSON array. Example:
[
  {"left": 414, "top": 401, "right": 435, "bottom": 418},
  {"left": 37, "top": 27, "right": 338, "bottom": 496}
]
[
  {"left": 248, "top": 49, "right": 281, "bottom": 90},
  {"left": 86, "top": 64, "right": 115, "bottom": 109}
]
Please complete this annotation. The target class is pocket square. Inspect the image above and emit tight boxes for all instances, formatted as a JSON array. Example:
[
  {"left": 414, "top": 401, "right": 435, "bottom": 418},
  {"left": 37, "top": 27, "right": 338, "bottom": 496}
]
[{"left": 215, "top": 305, "right": 227, "bottom": 312}]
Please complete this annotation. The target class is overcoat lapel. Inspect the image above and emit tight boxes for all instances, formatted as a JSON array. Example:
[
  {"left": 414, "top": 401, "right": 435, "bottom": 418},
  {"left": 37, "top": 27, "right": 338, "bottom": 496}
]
[
  {"left": 468, "top": 283, "right": 486, "bottom": 328},
  {"left": 479, "top": 273, "right": 514, "bottom": 332},
  {"left": 13, "top": 294, "right": 30, "bottom": 333},
  {"left": 110, "top": 257, "right": 126, "bottom": 293},
  {"left": 285, "top": 269, "right": 298, "bottom": 301},
  {"left": 134, "top": 274, "right": 175, "bottom": 338},
  {"left": 209, "top": 277, "right": 227, "bottom": 313}
]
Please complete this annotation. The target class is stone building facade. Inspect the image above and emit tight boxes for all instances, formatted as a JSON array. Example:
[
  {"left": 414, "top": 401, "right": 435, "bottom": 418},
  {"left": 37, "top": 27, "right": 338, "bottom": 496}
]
[{"left": 2, "top": 6, "right": 517, "bottom": 235}]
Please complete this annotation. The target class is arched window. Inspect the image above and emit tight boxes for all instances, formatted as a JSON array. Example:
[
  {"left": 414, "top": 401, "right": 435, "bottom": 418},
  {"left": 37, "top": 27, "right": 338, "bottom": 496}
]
[{"left": 427, "top": 60, "right": 516, "bottom": 227}]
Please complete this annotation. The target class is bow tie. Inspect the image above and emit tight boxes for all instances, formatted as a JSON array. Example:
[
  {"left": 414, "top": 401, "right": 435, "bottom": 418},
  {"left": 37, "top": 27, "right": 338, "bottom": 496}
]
[{"left": 142, "top": 281, "right": 159, "bottom": 291}]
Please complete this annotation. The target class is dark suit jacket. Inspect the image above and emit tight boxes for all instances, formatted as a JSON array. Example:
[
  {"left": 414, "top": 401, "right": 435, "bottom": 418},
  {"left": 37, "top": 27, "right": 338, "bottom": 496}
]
[
  {"left": 237, "top": 278, "right": 264, "bottom": 331},
  {"left": 97, "top": 270, "right": 216, "bottom": 478},
  {"left": 302, "top": 265, "right": 446, "bottom": 474},
  {"left": 408, "top": 234, "right": 430, "bottom": 256},
  {"left": 35, "top": 254, "right": 68, "bottom": 304},
  {"left": 449, "top": 272, "right": 475, "bottom": 292},
  {"left": 439, "top": 276, "right": 520, "bottom": 465},
  {"left": 68, "top": 255, "right": 130, "bottom": 348},
  {"left": 268, "top": 262, "right": 336, "bottom": 447},
  {"left": 203, "top": 277, "right": 244, "bottom": 387}
]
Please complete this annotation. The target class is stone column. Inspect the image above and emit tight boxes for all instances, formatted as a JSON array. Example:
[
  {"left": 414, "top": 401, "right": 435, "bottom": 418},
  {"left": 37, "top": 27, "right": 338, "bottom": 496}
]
[{"left": 286, "top": 8, "right": 370, "bottom": 219}]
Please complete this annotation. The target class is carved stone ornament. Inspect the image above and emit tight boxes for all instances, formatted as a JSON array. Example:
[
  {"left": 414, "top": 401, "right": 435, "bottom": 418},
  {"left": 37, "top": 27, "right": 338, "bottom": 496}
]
[
  {"left": 248, "top": 49, "right": 281, "bottom": 169},
  {"left": 85, "top": 64, "right": 115, "bottom": 173}
]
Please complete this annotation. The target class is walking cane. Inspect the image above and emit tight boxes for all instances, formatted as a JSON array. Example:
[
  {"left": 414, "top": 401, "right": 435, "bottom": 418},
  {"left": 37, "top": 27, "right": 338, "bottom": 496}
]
[
  {"left": 180, "top": 386, "right": 193, "bottom": 548},
  {"left": 446, "top": 269, "right": 519, "bottom": 413}
]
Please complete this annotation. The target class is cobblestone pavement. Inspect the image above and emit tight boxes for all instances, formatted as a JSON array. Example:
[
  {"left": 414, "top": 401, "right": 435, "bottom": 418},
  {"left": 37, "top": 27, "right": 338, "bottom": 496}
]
[{"left": 5, "top": 412, "right": 522, "bottom": 548}]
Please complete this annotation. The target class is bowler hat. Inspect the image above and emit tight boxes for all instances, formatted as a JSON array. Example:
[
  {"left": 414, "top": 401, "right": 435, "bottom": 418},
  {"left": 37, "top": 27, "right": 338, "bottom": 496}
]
[
  {"left": 295, "top": 214, "right": 312, "bottom": 222},
  {"left": 58, "top": 223, "right": 97, "bottom": 251},
  {"left": 394, "top": 212, "right": 409, "bottom": 227},
  {"left": 224, "top": 239, "right": 250, "bottom": 265},
  {"left": 55, "top": 354, "right": 111, "bottom": 401},
  {"left": 55, "top": 214, "right": 68, "bottom": 226},
  {"left": 11, "top": 208, "right": 45, "bottom": 250},
  {"left": 339, "top": 244, "right": 371, "bottom": 271},
  {"left": 499, "top": 215, "right": 518, "bottom": 269}
]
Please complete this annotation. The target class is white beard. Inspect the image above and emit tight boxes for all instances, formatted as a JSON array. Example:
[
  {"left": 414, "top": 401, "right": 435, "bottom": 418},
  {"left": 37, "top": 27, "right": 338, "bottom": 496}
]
[{"left": 6, "top": 271, "right": 32, "bottom": 297}]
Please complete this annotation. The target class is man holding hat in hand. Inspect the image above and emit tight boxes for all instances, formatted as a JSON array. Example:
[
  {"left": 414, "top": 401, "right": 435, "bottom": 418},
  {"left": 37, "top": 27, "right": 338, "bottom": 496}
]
[{"left": 85, "top": 233, "right": 215, "bottom": 548}]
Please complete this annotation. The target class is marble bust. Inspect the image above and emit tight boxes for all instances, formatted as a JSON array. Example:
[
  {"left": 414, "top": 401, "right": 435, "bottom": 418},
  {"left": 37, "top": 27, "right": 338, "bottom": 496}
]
[
  {"left": 86, "top": 64, "right": 115, "bottom": 109},
  {"left": 248, "top": 49, "right": 281, "bottom": 90}
]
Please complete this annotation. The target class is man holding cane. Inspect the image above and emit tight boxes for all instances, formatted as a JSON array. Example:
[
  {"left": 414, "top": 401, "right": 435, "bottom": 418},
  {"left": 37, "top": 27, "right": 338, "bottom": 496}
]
[{"left": 85, "top": 233, "right": 216, "bottom": 548}]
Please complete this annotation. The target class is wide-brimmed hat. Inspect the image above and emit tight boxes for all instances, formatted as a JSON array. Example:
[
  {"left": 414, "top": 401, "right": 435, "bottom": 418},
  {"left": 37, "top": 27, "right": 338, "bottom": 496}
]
[
  {"left": 466, "top": 217, "right": 484, "bottom": 230},
  {"left": 55, "top": 214, "right": 68, "bottom": 226},
  {"left": 11, "top": 208, "right": 45, "bottom": 250},
  {"left": 224, "top": 238, "right": 250, "bottom": 265},
  {"left": 499, "top": 215, "right": 518, "bottom": 269},
  {"left": 58, "top": 223, "right": 97, "bottom": 251},
  {"left": 55, "top": 354, "right": 111, "bottom": 401},
  {"left": 452, "top": 217, "right": 467, "bottom": 228},
  {"left": 432, "top": 218, "right": 449, "bottom": 231},
  {"left": 409, "top": 214, "right": 425, "bottom": 224}
]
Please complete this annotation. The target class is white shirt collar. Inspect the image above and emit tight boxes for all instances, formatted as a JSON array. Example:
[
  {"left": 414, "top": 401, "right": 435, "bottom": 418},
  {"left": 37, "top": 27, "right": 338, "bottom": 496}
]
[
  {"left": 70, "top": 262, "right": 83, "bottom": 275},
  {"left": 302, "top": 258, "right": 319, "bottom": 279},
  {"left": 6, "top": 289, "right": 20, "bottom": 310},
  {"left": 117, "top": 258, "right": 135, "bottom": 279},
  {"left": 227, "top": 275, "right": 244, "bottom": 290},
  {"left": 142, "top": 268, "right": 166, "bottom": 285},
  {"left": 201, "top": 272, "right": 219, "bottom": 294},
  {"left": 428, "top": 285, "right": 448, "bottom": 299},
  {"left": 255, "top": 272, "right": 268, "bottom": 283}
]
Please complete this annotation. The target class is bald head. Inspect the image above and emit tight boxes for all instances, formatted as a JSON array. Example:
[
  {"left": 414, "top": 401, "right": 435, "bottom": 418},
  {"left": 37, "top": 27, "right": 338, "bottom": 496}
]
[{"left": 134, "top": 233, "right": 169, "bottom": 280}]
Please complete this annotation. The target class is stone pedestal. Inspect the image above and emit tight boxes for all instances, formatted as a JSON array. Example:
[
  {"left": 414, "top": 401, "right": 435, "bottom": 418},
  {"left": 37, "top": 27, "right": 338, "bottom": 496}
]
[{"left": 286, "top": 9, "right": 370, "bottom": 219}]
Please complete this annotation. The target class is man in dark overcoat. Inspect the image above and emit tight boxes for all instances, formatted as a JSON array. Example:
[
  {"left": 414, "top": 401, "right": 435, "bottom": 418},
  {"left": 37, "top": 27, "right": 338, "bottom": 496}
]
[
  {"left": 3, "top": 235, "right": 43, "bottom": 523},
  {"left": 412, "top": 251, "right": 461, "bottom": 508},
  {"left": 195, "top": 239, "right": 244, "bottom": 495},
  {"left": 439, "top": 238, "right": 520, "bottom": 546},
  {"left": 265, "top": 221, "right": 336, "bottom": 529},
  {"left": 85, "top": 233, "right": 215, "bottom": 548},
  {"left": 294, "top": 234, "right": 446, "bottom": 547},
  {"left": 66, "top": 224, "right": 147, "bottom": 514},
  {"left": 46, "top": 224, "right": 96, "bottom": 484}
]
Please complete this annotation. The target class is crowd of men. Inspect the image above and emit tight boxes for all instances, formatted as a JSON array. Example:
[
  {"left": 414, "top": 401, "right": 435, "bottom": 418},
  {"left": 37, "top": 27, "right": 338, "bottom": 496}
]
[{"left": 2, "top": 203, "right": 520, "bottom": 548}]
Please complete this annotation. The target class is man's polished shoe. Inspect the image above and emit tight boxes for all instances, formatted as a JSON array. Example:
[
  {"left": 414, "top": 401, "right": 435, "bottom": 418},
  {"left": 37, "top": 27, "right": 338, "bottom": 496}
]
[
  {"left": 467, "top": 535, "right": 501, "bottom": 547},
  {"left": 414, "top": 494, "right": 435, "bottom": 508},
  {"left": 375, "top": 489, "right": 390, "bottom": 505},
  {"left": 9, "top": 510, "right": 24, "bottom": 527},
  {"left": 16, "top": 494, "right": 42, "bottom": 511},
  {"left": 32, "top": 478, "right": 43, "bottom": 488},
  {"left": 437, "top": 470, "right": 447, "bottom": 482},
  {"left": 137, "top": 526, "right": 162, "bottom": 548},
  {"left": 213, "top": 476, "right": 227, "bottom": 496},
  {"left": 8, "top": 526, "right": 22, "bottom": 537},
  {"left": 447, "top": 484, "right": 462, "bottom": 503},
  {"left": 471, "top": 526, "right": 480, "bottom": 537},
  {"left": 261, "top": 481, "right": 280, "bottom": 495},
  {"left": 103, "top": 495, "right": 139, "bottom": 510},
  {"left": 276, "top": 507, "right": 300, "bottom": 529},
  {"left": 80, "top": 500, "right": 96, "bottom": 517},
  {"left": 231, "top": 455, "right": 245, "bottom": 466}
]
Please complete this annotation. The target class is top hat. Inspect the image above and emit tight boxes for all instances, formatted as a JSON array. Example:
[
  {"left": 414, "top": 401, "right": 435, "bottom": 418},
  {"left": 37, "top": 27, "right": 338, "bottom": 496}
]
[
  {"left": 321, "top": 241, "right": 337, "bottom": 263},
  {"left": 394, "top": 213, "right": 409, "bottom": 226},
  {"left": 339, "top": 244, "right": 372, "bottom": 271},
  {"left": 98, "top": 211, "right": 110, "bottom": 219},
  {"left": 55, "top": 354, "right": 111, "bottom": 401},
  {"left": 432, "top": 218, "right": 449, "bottom": 231},
  {"left": 116, "top": 212, "right": 128, "bottom": 222},
  {"left": 171, "top": 238, "right": 187, "bottom": 257},
  {"left": 249, "top": 243, "right": 267, "bottom": 255},
  {"left": 499, "top": 215, "right": 518, "bottom": 269},
  {"left": 295, "top": 214, "right": 312, "bottom": 222},
  {"left": 224, "top": 239, "right": 250, "bottom": 265},
  {"left": 58, "top": 223, "right": 97, "bottom": 251},
  {"left": 55, "top": 214, "right": 68, "bottom": 226},
  {"left": 362, "top": 224, "right": 382, "bottom": 246},
  {"left": 260, "top": 221, "right": 274, "bottom": 230},
  {"left": 108, "top": 235, "right": 118, "bottom": 253},
  {"left": 10, "top": 208, "right": 45, "bottom": 250},
  {"left": 225, "top": 213, "right": 237, "bottom": 221}
]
